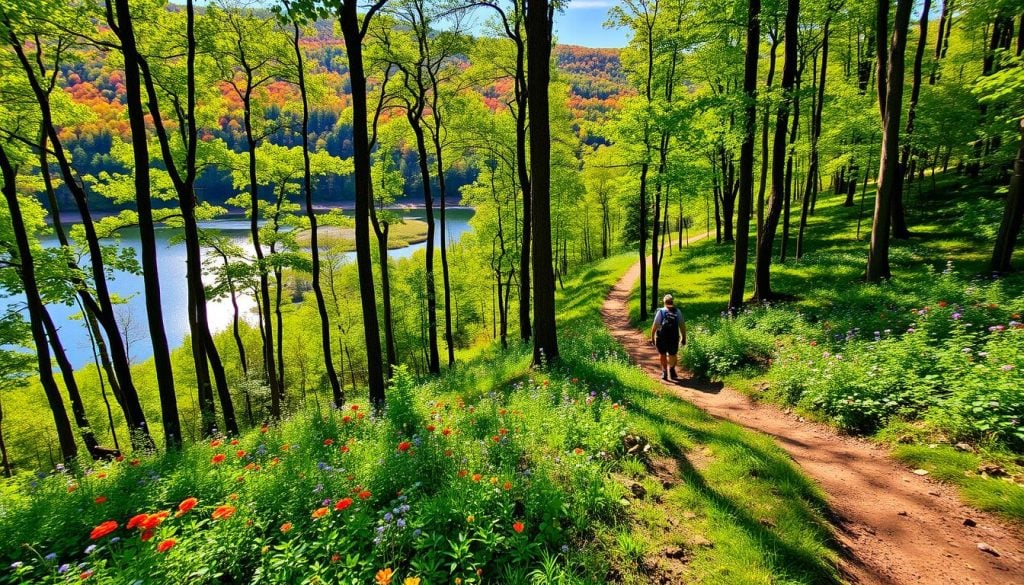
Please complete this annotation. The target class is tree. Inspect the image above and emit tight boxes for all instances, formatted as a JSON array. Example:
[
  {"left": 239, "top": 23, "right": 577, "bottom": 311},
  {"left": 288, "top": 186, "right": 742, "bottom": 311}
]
[
  {"left": 866, "top": 0, "right": 913, "bottom": 283},
  {"left": 729, "top": 0, "right": 760, "bottom": 311}
]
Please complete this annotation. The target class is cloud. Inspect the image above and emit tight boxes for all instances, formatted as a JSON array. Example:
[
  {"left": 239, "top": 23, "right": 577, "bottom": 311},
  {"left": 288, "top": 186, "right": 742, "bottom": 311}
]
[{"left": 567, "top": 0, "right": 617, "bottom": 9}]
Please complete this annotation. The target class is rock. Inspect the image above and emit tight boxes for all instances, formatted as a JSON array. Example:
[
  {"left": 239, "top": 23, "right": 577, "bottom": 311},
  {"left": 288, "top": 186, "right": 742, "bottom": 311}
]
[
  {"left": 928, "top": 491, "right": 941, "bottom": 496},
  {"left": 963, "top": 518, "right": 977, "bottom": 527},
  {"left": 898, "top": 435, "right": 915, "bottom": 444},
  {"left": 897, "top": 511, "right": 909, "bottom": 517},
  {"left": 663, "top": 546, "right": 687, "bottom": 560},
  {"left": 977, "top": 542, "right": 1000, "bottom": 557},
  {"left": 954, "top": 442, "right": 975, "bottom": 453},
  {"left": 913, "top": 468, "right": 930, "bottom": 476},
  {"left": 682, "top": 511, "right": 697, "bottom": 520},
  {"left": 630, "top": 483, "right": 647, "bottom": 499},
  {"left": 978, "top": 464, "right": 1007, "bottom": 477},
  {"left": 864, "top": 527, "right": 876, "bottom": 536},
  {"left": 661, "top": 480, "right": 675, "bottom": 490},
  {"left": 758, "top": 517, "right": 776, "bottom": 528}
]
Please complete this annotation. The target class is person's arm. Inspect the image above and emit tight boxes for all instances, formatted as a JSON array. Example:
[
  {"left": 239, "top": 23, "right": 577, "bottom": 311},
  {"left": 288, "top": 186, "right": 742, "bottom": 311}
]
[
  {"left": 679, "top": 308, "right": 687, "bottom": 345},
  {"left": 650, "top": 309, "right": 661, "bottom": 344}
]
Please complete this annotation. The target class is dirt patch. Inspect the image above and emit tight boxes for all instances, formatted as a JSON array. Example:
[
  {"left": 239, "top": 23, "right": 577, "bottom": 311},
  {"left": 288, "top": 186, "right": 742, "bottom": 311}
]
[{"left": 603, "top": 256, "right": 1024, "bottom": 585}]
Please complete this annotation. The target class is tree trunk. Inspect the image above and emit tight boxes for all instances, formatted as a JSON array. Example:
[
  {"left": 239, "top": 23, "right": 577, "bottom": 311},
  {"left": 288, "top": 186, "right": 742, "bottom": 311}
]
[
  {"left": 798, "top": 19, "right": 831, "bottom": 259},
  {"left": 754, "top": 0, "right": 800, "bottom": 301},
  {"left": 867, "top": 0, "right": 914, "bottom": 282},
  {"left": 527, "top": 0, "right": 558, "bottom": 364},
  {"left": 990, "top": 120, "right": 1024, "bottom": 273},
  {"left": 512, "top": 20, "right": 532, "bottom": 343},
  {"left": 112, "top": 0, "right": 180, "bottom": 448},
  {"left": 730, "top": 0, "right": 760, "bottom": 312},
  {"left": 291, "top": 16, "right": 342, "bottom": 405},
  {"left": 0, "top": 145, "right": 78, "bottom": 462},
  {"left": 339, "top": 0, "right": 386, "bottom": 406},
  {"left": 757, "top": 33, "right": 781, "bottom": 257},
  {"left": 893, "top": 0, "right": 930, "bottom": 240}
]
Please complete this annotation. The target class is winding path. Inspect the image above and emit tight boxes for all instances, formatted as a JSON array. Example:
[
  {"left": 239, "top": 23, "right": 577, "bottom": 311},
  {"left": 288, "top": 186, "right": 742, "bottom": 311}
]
[{"left": 602, "top": 256, "right": 1024, "bottom": 584}]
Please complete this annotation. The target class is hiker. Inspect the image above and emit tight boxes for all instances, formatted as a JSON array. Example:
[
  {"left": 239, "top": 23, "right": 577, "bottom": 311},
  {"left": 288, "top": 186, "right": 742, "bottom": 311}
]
[{"left": 650, "top": 294, "right": 686, "bottom": 380}]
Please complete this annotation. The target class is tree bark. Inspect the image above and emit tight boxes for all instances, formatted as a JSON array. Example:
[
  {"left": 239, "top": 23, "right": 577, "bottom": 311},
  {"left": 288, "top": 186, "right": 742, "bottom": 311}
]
[
  {"left": 798, "top": 19, "right": 831, "bottom": 259},
  {"left": 893, "top": 0, "right": 930, "bottom": 240},
  {"left": 991, "top": 120, "right": 1024, "bottom": 273},
  {"left": 867, "top": 0, "right": 914, "bottom": 282},
  {"left": 730, "top": 0, "right": 760, "bottom": 311}
]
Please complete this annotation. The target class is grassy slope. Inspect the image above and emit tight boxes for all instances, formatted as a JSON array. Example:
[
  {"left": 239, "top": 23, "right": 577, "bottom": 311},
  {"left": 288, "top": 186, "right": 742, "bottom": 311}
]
[
  {"left": 293, "top": 219, "right": 430, "bottom": 249},
  {"left": 645, "top": 176, "right": 1024, "bottom": 521},
  {"left": 547, "top": 255, "right": 839, "bottom": 584}
]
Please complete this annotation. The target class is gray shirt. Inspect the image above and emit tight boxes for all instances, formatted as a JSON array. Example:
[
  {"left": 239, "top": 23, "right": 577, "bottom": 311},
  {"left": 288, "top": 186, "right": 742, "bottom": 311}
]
[{"left": 652, "top": 306, "right": 684, "bottom": 328}]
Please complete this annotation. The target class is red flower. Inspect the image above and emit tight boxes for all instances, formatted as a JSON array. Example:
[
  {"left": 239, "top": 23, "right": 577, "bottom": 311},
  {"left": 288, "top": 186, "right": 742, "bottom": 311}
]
[
  {"left": 442, "top": 428, "right": 452, "bottom": 436},
  {"left": 141, "top": 511, "right": 169, "bottom": 530},
  {"left": 156, "top": 538, "right": 176, "bottom": 553},
  {"left": 280, "top": 522, "right": 293, "bottom": 533},
  {"left": 426, "top": 424, "right": 436, "bottom": 433},
  {"left": 94, "top": 496, "right": 107, "bottom": 504},
  {"left": 89, "top": 520, "right": 118, "bottom": 540},
  {"left": 335, "top": 497, "right": 353, "bottom": 511},
  {"left": 397, "top": 441, "right": 412, "bottom": 452},
  {"left": 331, "top": 553, "right": 341, "bottom": 563},
  {"left": 210, "top": 440, "right": 222, "bottom": 448},
  {"left": 341, "top": 445, "right": 350, "bottom": 454},
  {"left": 445, "top": 449, "right": 453, "bottom": 457},
  {"left": 351, "top": 404, "right": 359, "bottom": 411},
  {"left": 211, "top": 453, "right": 226, "bottom": 464},
  {"left": 230, "top": 439, "right": 240, "bottom": 446},
  {"left": 127, "top": 513, "right": 149, "bottom": 530},
  {"left": 311, "top": 507, "right": 330, "bottom": 519},
  {"left": 357, "top": 490, "right": 372, "bottom": 500},
  {"left": 130, "top": 459, "right": 140, "bottom": 466},
  {"left": 513, "top": 521, "right": 525, "bottom": 533},
  {"left": 458, "top": 469, "right": 468, "bottom": 477},
  {"left": 471, "top": 473, "right": 482, "bottom": 482},
  {"left": 323, "top": 438, "right": 334, "bottom": 446},
  {"left": 503, "top": 481, "right": 513, "bottom": 491},
  {"left": 260, "top": 425, "right": 269, "bottom": 434},
  {"left": 492, "top": 435, "right": 501, "bottom": 443},
  {"left": 177, "top": 497, "right": 198, "bottom": 516},
  {"left": 80, "top": 569, "right": 94, "bottom": 580},
  {"left": 236, "top": 450, "right": 247, "bottom": 458},
  {"left": 141, "top": 529, "right": 155, "bottom": 542},
  {"left": 342, "top": 415, "right": 352, "bottom": 424},
  {"left": 212, "top": 505, "right": 236, "bottom": 521}
]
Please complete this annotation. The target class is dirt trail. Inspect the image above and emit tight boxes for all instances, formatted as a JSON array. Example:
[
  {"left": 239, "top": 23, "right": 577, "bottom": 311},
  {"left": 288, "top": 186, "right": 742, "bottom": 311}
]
[{"left": 603, "top": 258, "right": 1024, "bottom": 584}]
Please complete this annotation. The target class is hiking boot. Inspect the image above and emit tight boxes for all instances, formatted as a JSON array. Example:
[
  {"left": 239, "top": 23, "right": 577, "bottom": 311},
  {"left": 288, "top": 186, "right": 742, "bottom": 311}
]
[
  {"left": 661, "top": 370, "right": 668, "bottom": 381},
  {"left": 669, "top": 367, "right": 678, "bottom": 380}
]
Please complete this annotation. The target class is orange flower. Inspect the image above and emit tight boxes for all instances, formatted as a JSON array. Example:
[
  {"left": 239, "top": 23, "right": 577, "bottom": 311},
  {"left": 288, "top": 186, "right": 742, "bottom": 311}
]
[
  {"left": 445, "top": 449, "right": 453, "bottom": 457},
  {"left": 573, "top": 448, "right": 584, "bottom": 455},
  {"left": 236, "top": 450, "right": 246, "bottom": 458},
  {"left": 323, "top": 438, "right": 334, "bottom": 446},
  {"left": 442, "top": 428, "right": 452, "bottom": 436},
  {"left": 141, "top": 511, "right": 169, "bottom": 530},
  {"left": 211, "top": 453, "right": 226, "bottom": 464},
  {"left": 281, "top": 444, "right": 291, "bottom": 452},
  {"left": 67, "top": 484, "right": 78, "bottom": 493},
  {"left": 397, "top": 441, "right": 412, "bottom": 452},
  {"left": 342, "top": 415, "right": 352, "bottom": 424},
  {"left": 503, "top": 481, "right": 513, "bottom": 491},
  {"left": 130, "top": 459, "right": 140, "bottom": 466},
  {"left": 341, "top": 445, "right": 350, "bottom": 454},
  {"left": 95, "top": 472, "right": 107, "bottom": 479},
  {"left": 458, "top": 469, "right": 468, "bottom": 478},
  {"left": 334, "top": 497, "right": 353, "bottom": 511},
  {"left": 89, "top": 520, "right": 118, "bottom": 540},
  {"left": 280, "top": 522, "right": 293, "bottom": 533},
  {"left": 311, "top": 507, "right": 330, "bottom": 519},
  {"left": 499, "top": 428, "right": 508, "bottom": 435},
  {"left": 331, "top": 553, "right": 341, "bottom": 562},
  {"left": 127, "top": 513, "right": 149, "bottom": 530},
  {"left": 230, "top": 439, "right": 239, "bottom": 446},
  {"left": 260, "top": 425, "right": 269, "bottom": 434},
  {"left": 156, "top": 538, "right": 176, "bottom": 553},
  {"left": 513, "top": 521, "right": 525, "bottom": 533},
  {"left": 358, "top": 490, "right": 372, "bottom": 500},
  {"left": 115, "top": 455, "right": 124, "bottom": 462},
  {"left": 492, "top": 435, "right": 501, "bottom": 443},
  {"left": 94, "top": 496, "right": 107, "bottom": 504},
  {"left": 375, "top": 568, "right": 393, "bottom": 585},
  {"left": 228, "top": 493, "right": 239, "bottom": 500},
  {"left": 471, "top": 473, "right": 482, "bottom": 482},
  {"left": 212, "top": 505, "right": 236, "bottom": 521},
  {"left": 426, "top": 424, "right": 436, "bottom": 433},
  {"left": 178, "top": 497, "right": 198, "bottom": 515},
  {"left": 210, "top": 440, "right": 222, "bottom": 448}
]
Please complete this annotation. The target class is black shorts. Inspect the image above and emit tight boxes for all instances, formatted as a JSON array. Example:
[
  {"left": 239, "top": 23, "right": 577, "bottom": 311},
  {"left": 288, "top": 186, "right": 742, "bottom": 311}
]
[{"left": 656, "top": 333, "right": 680, "bottom": 356}]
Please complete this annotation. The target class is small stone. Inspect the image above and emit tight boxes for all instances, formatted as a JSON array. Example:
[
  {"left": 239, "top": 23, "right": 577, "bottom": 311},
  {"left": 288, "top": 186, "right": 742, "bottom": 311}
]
[
  {"left": 630, "top": 483, "right": 647, "bottom": 499},
  {"left": 977, "top": 542, "right": 1000, "bottom": 557},
  {"left": 897, "top": 511, "right": 909, "bottom": 516},
  {"left": 978, "top": 464, "right": 1007, "bottom": 477},
  {"left": 663, "top": 546, "right": 687, "bottom": 560},
  {"left": 928, "top": 491, "right": 940, "bottom": 496},
  {"left": 954, "top": 442, "right": 975, "bottom": 453},
  {"left": 963, "top": 518, "right": 977, "bottom": 527},
  {"left": 864, "top": 527, "right": 876, "bottom": 536},
  {"left": 913, "top": 468, "right": 930, "bottom": 476},
  {"left": 682, "top": 511, "right": 697, "bottom": 520}
]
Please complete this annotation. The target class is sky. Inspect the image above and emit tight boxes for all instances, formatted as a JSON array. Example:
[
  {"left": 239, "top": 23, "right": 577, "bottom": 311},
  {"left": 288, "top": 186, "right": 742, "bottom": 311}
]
[{"left": 555, "top": 0, "right": 629, "bottom": 48}]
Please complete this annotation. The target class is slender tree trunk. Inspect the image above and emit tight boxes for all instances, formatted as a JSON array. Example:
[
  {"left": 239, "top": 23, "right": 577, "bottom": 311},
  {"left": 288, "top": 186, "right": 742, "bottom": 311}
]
[
  {"left": 754, "top": 0, "right": 800, "bottom": 300},
  {"left": 867, "top": 0, "right": 914, "bottom": 282},
  {"left": 291, "top": 18, "right": 342, "bottom": 404},
  {"left": 930, "top": 0, "right": 951, "bottom": 84},
  {"left": 730, "top": 0, "right": 760, "bottom": 311},
  {"left": 429, "top": 108, "right": 456, "bottom": 368},
  {"left": 512, "top": 24, "right": 532, "bottom": 343},
  {"left": 0, "top": 396, "right": 10, "bottom": 477},
  {"left": 527, "top": 0, "right": 558, "bottom": 364},
  {"left": 799, "top": 19, "right": 831, "bottom": 259},
  {"left": 991, "top": 120, "right": 1024, "bottom": 273},
  {"left": 339, "top": 0, "right": 386, "bottom": 406},
  {"left": 0, "top": 145, "right": 78, "bottom": 461},
  {"left": 111, "top": 0, "right": 179, "bottom": 448},
  {"left": 893, "top": 0, "right": 930, "bottom": 239},
  {"left": 758, "top": 34, "right": 781, "bottom": 256}
]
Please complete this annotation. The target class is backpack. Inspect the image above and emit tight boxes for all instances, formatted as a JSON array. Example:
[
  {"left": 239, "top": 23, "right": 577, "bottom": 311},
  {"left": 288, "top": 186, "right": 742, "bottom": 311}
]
[{"left": 659, "top": 307, "right": 680, "bottom": 341}]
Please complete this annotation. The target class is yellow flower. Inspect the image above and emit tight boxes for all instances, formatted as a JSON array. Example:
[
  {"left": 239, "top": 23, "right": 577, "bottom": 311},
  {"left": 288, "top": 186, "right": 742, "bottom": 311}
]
[
  {"left": 403, "top": 578, "right": 421, "bottom": 585},
  {"left": 375, "top": 568, "right": 394, "bottom": 585},
  {"left": 466, "top": 515, "right": 475, "bottom": 523}
]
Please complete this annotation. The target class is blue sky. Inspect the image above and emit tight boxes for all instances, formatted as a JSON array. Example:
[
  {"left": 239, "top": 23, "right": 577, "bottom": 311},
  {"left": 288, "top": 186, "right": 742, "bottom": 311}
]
[{"left": 555, "top": 0, "right": 629, "bottom": 48}]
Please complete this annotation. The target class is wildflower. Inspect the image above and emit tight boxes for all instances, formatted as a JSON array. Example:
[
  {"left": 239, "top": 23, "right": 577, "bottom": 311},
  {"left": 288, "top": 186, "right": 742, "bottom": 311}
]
[
  {"left": 341, "top": 445, "right": 350, "bottom": 454},
  {"left": 156, "top": 539, "right": 176, "bottom": 553},
  {"left": 323, "top": 438, "right": 334, "bottom": 446},
  {"left": 141, "top": 529, "right": 155, "bottom": 541},
  {"left": 80, "top": 569, "right": 94, "bottom": 580},
  {"left": 210, "top": 440, "right": 222, "bottom": 448},
  {"left": 212, "top": 453, "right": 226, "bottom": 464},
  {"left": 280, "top": 522, "right": 293, "bottom": 533},
  {"left": 127, "top": 514, "right": 149, "bottom": 530},
  {"left": 404, "top": 578, "right": 421, "bottom": 585},
  {"left": 442, "top": 428, "right": 452, "bottom": 436},
  {"left": 466, "top": 515, "right": 475, "bottom": 523},
  {"left": 260, "top": 425, "right": 269, "bottom": 434},
  {"left": 212, "top": 505, "right": 237, "bottom": 521},
  {"left": 178, "top": 497, "right": 198, "bottom": 515},
  {"left": 375, "top": 568, "right": 393, "bottom": 585},
  {"left": 312, "top": 507, "right": 330, "bottom": 519},
  {"left": 342, "top": 415, "right": 352, "bottom": 424},
  {"left": 335, "top": 497, "right": 354, "bottom": 511},
  {"left": 458, "top": 469, "right": 468, "bottom": 477},
  {"left": 426, "top": 424, "right": 436, "bottom": 433},
  {"left": 58, "top": 564, "right": 70, "bottom": 574},
  {"left": 503, "top": 481, "right": 513, "bottom": 491},
  {"left": 952, "top": 312, "right": 962, "bottom": 320},
  {"left": 513, "top": 521, "right": 525, "bottom": 533},
  {"left": 94, "top": 496, "right": 107, "bottom": 504},
  {"left": 490, "top": 476, "right": 498, "bottom": 484},
  {"left": 574, "top": 448, "right": 584, "bottom": 455},
  {"left": 351, "top": 404, "right": 359, "bottom": 411},
  {"left": 492, "top": 435, "right": 501, "bottom": 443},
  {"left": 397, "top": 441, "right": 412, "bottom": 452},
  {"left": 89, "top": 520, "right": 118, "bottom": 540},
  {"left": 330, "top": 554, "right": 341, "bottom": 563},
  {"left": 45, "top": 553, "right": 57, "bottom": 561},
  {"left": 236, "top": 450, "right": 246, "bottom": 458},
  {"left": 84, "top": 545, "right": 97, "bottom": 555},
  {"left": 471, "top": 473, "right": 482, "bottom": 482},
  {"left": 1002, "top": 365, "right": 1015, "bottom": 372},
  {"left": 396, "top": 518, "right": 406, "bottom": 528},
  {"left": 358, "top": 490, "right": 372, "bottom": 500},
  {"left": 10, "top": 562, "right": 22, "bottom": 569}
]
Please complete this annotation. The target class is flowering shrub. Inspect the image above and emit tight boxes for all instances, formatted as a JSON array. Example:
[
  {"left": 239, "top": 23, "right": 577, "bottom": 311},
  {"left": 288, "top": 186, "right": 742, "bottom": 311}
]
[{"left": 0, "top": 367, "right": 629, "bottom": 584}]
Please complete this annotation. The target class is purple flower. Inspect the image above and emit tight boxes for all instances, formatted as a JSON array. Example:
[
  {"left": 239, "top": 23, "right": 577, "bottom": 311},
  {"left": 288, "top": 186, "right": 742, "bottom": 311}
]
[
  {"left": 84, "top": 545, "right": 96, "bottom": 555},
  {"left": 951, "top": 313, "right": 962, "bottom": 320},
  {"left": 58, "top": 564, "right": 70, "bottom": 574},
  {"left": 9, "top": 562, "right": 22, "bottom": 569},
  {"left": 1002, "top": 365, "right": 1015, "bottom": 372}
]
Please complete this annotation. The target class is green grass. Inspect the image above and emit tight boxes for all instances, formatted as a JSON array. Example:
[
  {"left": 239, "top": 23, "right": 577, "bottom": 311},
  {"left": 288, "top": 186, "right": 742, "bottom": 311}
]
[{"left": 639, "top": 173, "right": 1024, "bottom": 522}]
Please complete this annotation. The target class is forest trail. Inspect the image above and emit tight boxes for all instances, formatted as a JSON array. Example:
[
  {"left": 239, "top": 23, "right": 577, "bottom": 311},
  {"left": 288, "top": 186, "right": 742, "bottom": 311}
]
[{"left": 601, "top": 256, "right": 1024, "bottom": 584}]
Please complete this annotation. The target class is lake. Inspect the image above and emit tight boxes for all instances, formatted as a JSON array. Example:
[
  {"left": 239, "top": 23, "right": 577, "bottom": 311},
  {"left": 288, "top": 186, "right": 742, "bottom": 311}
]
[{"left": 16, "top": 207, "right": 475, "bottom": 369}]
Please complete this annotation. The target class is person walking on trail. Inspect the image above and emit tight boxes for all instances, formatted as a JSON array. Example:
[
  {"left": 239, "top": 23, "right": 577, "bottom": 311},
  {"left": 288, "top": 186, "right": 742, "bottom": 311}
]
[{"left": 651, "top": 294, "right": 686, "bottom": 381}]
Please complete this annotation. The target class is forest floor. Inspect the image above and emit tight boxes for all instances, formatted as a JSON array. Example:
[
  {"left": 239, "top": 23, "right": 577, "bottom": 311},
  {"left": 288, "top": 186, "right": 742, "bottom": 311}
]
[{"left": 603, "top": 258, "right": 1024, "bottom": 584}]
